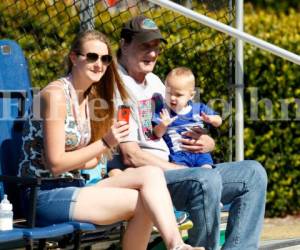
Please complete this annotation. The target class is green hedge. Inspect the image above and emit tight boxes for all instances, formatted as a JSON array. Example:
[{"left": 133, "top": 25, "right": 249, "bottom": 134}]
[
  {"left": 245, "top": 0, "right": 300, "bottom": 11},
  {"left": 1, "top": 1, "right": 300, "bottom": 217},
  {"left": 243, "top": 5, "right": 300, "bottom": 217}
]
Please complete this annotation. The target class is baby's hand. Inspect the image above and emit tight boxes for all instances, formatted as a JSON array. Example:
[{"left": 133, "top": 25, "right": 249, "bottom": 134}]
[
  {"left": 160, "top": 109, "right": 177, "bottom": 127},
  {"left": 200, "top": 112, "right": 212, "bottom": 124}
]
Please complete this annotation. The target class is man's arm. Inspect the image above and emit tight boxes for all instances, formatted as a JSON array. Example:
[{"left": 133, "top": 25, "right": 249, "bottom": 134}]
[{"left": 119, "top": 141, "right": 186, "bottom": 171}]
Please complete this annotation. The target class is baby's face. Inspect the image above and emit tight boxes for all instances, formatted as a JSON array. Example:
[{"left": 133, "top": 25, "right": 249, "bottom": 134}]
[{"left": 165, "top": 76, "right": 195, "bottom": 113}]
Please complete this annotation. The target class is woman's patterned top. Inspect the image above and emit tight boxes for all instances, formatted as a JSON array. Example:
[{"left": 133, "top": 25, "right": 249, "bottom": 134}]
[{"left": 18, "top": 75, "right": 91, "bottom": 178}]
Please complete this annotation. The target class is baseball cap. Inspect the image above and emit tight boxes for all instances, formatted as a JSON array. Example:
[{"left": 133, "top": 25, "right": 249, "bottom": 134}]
[{"left": 121, "top": 15, "right": 167, "bottom": 44}]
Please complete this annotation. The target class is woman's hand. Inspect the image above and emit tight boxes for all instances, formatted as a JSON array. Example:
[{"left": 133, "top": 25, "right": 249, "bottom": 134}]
[
  {"left": 179, "top": 127, "right": 215, "bottom": 153},
  {"left": 102, "top": 120, "right": 130, "bottom": 148}
]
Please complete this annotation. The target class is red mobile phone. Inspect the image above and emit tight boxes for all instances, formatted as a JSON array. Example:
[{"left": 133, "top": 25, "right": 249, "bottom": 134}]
[{"left": 117, "top": 105, "right": 130, "bottom": 123}]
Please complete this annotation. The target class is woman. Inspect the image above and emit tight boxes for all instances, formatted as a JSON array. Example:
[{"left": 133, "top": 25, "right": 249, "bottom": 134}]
[{"left": 18, "top": 30, "right": 204, "bottom": 250}]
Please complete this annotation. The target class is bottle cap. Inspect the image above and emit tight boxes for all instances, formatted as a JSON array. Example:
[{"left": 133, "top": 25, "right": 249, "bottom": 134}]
[{"left": 0, "top": 195, "right": 12, "bottom": 211}]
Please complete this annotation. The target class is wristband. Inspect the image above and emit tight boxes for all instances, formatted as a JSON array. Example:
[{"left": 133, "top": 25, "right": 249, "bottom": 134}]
[{"left": 102, "top": 138, "right": 112, "bottom": 149}]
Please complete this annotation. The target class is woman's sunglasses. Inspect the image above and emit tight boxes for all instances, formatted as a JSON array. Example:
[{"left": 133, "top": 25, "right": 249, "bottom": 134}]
[{"left": 77, "top": 52, "right": 112, "bottom": 65}]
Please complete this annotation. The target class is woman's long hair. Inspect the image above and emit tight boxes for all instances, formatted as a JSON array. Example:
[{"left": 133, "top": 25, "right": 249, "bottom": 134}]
[{"left": 67, "top": 30, "right": 129, "bottom": 157}]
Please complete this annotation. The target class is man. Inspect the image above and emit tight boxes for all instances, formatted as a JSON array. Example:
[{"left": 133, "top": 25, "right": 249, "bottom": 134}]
[{"left": 109, "top": 15, "right": 267, "bottom": 250}]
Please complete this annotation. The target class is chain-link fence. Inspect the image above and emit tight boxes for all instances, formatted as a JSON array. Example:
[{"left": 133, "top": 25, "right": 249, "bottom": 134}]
[{"left": 0, "top": 0, "right": 235, "bottom": 162}]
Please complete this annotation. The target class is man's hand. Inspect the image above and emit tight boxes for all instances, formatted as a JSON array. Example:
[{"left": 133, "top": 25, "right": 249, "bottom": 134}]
[{"left": 179, "top": 128, "right": 215, "bottom": 153}]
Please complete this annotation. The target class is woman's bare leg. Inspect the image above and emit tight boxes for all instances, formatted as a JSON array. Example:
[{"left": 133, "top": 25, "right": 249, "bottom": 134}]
[
  {"left": 74, "top": 166, "right": 204, "bottom": 249},
  {"left": 73, "top": 186, "right": 153, "bottom": 249},
  {"left": 97, "top": 166, "right": 185, "bottom": 249},
  {"left": 122, "top": 193, "right": 154, "bottom": 250}
]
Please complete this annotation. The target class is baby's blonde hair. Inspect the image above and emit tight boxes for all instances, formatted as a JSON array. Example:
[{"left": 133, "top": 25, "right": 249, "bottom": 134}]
[{"left": 166, "top": 67, "right": 195, "bottom": 89}]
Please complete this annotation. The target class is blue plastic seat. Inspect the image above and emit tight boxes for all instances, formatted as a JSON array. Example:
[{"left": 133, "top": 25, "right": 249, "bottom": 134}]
[
  {"left": 0, "top": 229, "right": 24, "bottom": 250},
  {"left": 0, "top": 39, "right": 77, "bottom": 249}
]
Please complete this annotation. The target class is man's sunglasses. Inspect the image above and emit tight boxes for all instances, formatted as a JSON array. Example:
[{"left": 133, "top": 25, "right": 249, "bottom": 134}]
[{"left": 77, "top": 52, "right": 112, "bottom": 65}]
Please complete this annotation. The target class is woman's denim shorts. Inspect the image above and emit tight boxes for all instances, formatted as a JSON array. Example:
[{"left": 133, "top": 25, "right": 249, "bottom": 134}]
[{"left": 27, "top": 178, "right": 85, "bottom": 226}]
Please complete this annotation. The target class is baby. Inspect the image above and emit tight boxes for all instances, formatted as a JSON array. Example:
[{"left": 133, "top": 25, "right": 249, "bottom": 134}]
[{"left": 152, "top": 67, "right": 222, "bottom": 169}]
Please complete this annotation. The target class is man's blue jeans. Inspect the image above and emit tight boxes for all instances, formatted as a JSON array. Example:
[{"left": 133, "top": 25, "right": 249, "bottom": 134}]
[{"left": 164, "top": 160, "right": 267, "bottom": 250}]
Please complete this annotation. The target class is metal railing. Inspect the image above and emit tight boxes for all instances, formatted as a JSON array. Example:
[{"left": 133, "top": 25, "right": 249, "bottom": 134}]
[{"left": 149, "top": 0, "right": 300, "bottom": 65}]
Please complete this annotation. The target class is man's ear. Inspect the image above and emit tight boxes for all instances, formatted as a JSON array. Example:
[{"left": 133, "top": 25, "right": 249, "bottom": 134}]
[{"left": 120, "top": 38, "right": 127, "bottom": 54}]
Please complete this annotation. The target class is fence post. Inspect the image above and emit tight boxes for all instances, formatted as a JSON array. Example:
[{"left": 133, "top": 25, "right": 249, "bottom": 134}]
[
  {"left": 228, "top": 0, "right": 233, "bottom": 162},
  {"left": 80, "top": 0, "right": 95, "bottom": 31},
  {"left": 235, "top": 0, "right": 244, "bottom": 161}
]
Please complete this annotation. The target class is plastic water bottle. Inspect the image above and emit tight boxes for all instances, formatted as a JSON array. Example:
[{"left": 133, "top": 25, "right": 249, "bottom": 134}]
[{"left": 0, "top": 194, "right": 13, "bottom": 230}]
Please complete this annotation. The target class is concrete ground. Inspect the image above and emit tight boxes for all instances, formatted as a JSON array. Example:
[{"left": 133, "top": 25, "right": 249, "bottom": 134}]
[
  {"left": 259, "top": 215, "right": 300, "bottom": 250},
  {"left": 261, "top": 216, "right": 300, "bottom": 241}
]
